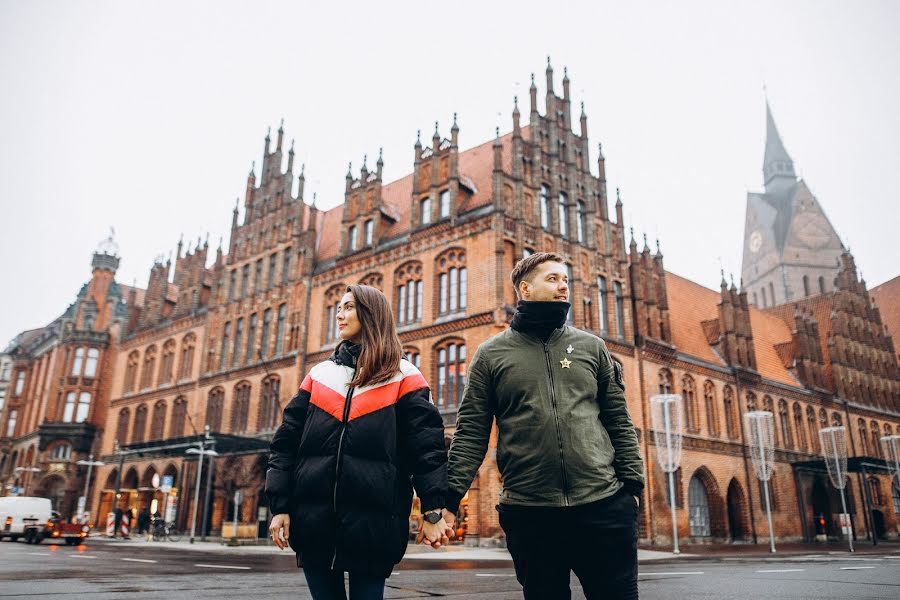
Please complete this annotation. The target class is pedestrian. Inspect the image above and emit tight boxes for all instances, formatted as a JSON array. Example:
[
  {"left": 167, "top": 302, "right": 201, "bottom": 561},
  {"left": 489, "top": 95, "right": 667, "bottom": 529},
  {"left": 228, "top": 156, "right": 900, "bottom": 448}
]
[
  {"left": 137, "top": 507, "right": 150, "bottom": 535},
  {"left": 443, "top": 252, "right": 645, "bottom": 600},
  {"left": 266, "top": 284, "right": 451, "bottom": 600},
  {"left": 113, "top": 507, "right": 123, "bottom": 538}
]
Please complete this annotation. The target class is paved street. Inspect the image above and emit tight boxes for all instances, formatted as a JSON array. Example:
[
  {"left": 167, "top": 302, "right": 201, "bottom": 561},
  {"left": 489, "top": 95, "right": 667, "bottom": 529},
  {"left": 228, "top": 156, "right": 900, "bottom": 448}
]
[{"left": 1, "top": 537, "right": 898, "bottom": 599}]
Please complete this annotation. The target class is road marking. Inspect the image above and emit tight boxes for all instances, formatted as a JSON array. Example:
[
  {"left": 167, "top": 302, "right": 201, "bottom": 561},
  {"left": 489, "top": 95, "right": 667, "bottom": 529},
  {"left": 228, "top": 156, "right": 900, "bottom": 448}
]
[
  {"left": 840, "top": 566, "right": 876, "bottom": 570},
  {"left": 757, "top": 569, "right": 805, "bottom": 573},
  {"left": 122, "top": 558, "right": 158, "bottom": 563},
  {"left": 26, "top": 552, "right": 50, "bottom": 556},
  {"left": 640, "top": 572, "right": 704, "bottom": 576},
  {"left": 71, "top": 555, "right": 98, "bottom": 559},
  {"left": 194, "top": 563, "right": 251, "bottom": 570},
  {"left": 475, "top": 574, "right": 516, "bottom": 577}
]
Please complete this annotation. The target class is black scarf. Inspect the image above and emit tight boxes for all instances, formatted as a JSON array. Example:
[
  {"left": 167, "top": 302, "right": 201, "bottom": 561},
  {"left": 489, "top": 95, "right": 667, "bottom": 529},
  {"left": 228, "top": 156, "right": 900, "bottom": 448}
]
[
  {"left": 510, "top": 300, "right": 570, "bottom": 342},
  {"left": 333, "top": 340, "right": 362, "bottom": 367}
]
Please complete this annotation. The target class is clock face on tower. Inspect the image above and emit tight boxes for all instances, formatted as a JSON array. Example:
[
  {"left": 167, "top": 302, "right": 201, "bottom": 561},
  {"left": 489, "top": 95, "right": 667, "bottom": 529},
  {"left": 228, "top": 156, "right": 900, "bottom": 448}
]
[{"left": 749, "top": 230, "right": 763, "bottom": 253}]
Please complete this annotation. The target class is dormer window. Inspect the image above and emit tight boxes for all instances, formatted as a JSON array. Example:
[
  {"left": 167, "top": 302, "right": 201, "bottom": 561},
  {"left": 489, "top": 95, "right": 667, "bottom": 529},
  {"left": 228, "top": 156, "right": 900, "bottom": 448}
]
[
  {"left": 420, "top": 197, "right": 432, "bottom": 225},
  {"left": 439, "top": 190, "right": 450, "bottom": 218}
]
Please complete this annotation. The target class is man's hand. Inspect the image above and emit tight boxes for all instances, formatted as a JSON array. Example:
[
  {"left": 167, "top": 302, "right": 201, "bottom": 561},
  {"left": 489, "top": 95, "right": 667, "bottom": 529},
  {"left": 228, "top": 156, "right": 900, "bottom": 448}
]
[
  {"left": 269, "top": 513, "right": 290, "bottom": 550},
  {"left": 443, "top": 509, "right": 456, "bottom": 532},
  {"left": 415, "top": 510, "right": 456, "bottom": 549}
]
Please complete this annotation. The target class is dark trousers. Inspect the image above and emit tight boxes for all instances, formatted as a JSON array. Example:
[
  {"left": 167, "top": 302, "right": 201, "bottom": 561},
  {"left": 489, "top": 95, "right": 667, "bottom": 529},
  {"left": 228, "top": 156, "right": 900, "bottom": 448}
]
[
  {"left": 303, "top": 568, "right": 386, "bottom": 600},
  {"left": 499, "top": 489, "right": 639, "bottom": 600}
]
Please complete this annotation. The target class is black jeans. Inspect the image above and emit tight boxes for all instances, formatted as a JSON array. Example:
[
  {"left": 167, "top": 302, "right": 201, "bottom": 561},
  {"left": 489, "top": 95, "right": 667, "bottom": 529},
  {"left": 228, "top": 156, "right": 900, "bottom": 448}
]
[
  {"left": 303, "top": 568, "right": 386, "bottom": 600},
  {"left": 498, "top": 489, "right": 639, "bottom": 600}
]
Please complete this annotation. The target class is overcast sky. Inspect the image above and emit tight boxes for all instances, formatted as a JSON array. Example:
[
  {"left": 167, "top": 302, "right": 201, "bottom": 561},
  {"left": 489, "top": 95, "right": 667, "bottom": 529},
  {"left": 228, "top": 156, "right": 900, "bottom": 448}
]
[{"left": 1, "top": 0, "right": 897, "bottom": 347}]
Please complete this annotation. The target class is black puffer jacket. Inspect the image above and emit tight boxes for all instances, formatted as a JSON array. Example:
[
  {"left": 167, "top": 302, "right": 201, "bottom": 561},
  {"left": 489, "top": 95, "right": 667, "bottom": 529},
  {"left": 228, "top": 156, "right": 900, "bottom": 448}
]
[{"left": 266, "top": 342, "right": 447, "bottom": 577}]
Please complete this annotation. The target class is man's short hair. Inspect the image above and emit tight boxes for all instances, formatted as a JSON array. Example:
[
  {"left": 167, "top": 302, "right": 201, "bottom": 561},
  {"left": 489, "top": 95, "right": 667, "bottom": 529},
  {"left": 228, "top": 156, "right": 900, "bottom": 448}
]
[{"left": 510, "top": 252, "right": 566, "bottom": 298}]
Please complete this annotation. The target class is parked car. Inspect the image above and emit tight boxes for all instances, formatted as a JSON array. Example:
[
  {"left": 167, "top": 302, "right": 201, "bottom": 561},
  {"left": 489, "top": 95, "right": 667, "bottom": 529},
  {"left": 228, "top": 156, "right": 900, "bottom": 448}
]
[{"left": 0, "top": 496, "right": 52, "bottom": 542}]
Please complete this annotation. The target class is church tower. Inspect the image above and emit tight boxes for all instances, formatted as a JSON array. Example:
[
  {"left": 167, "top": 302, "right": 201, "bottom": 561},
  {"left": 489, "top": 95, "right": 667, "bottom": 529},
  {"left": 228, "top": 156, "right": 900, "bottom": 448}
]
[{"left": 740, "top": 101, "right": 844, "bottom": 308}]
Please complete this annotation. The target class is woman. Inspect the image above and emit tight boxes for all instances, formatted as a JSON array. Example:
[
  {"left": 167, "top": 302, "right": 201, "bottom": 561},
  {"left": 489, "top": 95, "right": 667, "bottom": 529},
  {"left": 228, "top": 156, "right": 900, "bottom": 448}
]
[{"left": 266, "top": 285, "right": 450, "bottom": 600}]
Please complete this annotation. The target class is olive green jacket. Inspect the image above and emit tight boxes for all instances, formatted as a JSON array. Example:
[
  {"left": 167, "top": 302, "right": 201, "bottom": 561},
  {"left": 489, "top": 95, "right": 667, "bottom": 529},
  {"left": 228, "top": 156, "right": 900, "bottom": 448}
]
[{"left": 446, "top": 326, "right": 644, "bottom": 511}]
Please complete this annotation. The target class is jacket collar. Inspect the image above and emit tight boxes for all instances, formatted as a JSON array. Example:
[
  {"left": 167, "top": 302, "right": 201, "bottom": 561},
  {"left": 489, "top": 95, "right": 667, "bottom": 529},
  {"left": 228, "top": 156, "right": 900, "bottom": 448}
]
[{"left": 331, "top": 340, "right": 362, "bottom": 367}]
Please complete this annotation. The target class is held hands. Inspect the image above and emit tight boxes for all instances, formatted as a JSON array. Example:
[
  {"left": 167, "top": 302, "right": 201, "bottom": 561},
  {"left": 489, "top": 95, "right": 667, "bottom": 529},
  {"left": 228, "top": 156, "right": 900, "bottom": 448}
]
[
  {"left": 415, "top": 509, "right": 456, "bottom": 549},
  {"left": 269, "top": 513, "right": 290, "bottom": 550}
]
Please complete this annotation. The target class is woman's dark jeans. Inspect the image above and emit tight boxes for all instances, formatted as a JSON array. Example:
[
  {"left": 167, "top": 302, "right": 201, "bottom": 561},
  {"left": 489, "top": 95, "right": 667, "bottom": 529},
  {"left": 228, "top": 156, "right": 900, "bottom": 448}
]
[{"left": 303, "top": 568, "right": 386, "bottom": 600}]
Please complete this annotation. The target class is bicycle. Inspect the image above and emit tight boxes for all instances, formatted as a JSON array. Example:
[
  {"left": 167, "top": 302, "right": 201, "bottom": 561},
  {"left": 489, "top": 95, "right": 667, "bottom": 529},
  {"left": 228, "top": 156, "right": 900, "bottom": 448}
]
[{"left": 149, "top": 519, "right": 181, "bottom": 542}]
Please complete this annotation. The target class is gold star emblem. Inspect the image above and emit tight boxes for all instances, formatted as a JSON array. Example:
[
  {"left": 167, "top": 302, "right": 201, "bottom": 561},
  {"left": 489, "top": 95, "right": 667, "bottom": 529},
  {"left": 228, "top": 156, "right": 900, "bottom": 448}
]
[{"left": 560, "top": 358, "right": 572, "bottom": 369}]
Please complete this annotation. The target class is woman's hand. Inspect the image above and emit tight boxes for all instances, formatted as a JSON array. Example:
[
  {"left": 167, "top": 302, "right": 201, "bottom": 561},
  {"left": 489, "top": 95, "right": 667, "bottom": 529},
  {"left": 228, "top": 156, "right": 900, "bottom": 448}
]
[
  {"left": 269, "top": 513, "right": 291, "bottom": 550},
  {"left": 417, "top": 517, "right": 451, "bottom": 549}
]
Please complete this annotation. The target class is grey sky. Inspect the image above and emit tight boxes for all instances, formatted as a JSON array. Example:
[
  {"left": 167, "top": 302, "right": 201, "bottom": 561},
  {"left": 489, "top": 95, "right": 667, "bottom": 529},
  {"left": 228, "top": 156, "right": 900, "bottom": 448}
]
[{"left": 1, "top": 0, "right": 897, "bottom": 346}]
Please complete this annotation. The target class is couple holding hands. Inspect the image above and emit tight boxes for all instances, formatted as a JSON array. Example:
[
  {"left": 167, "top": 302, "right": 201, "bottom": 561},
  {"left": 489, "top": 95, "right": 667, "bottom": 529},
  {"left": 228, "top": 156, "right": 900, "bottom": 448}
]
[{"left": 266, "top": 253, "right": 644, "bottom": 600}]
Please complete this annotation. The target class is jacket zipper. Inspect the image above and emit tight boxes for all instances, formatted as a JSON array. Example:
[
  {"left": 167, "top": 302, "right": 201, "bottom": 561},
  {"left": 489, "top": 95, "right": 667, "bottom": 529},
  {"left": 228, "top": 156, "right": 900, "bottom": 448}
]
[
  {"left": 543, "top": 341, "right": 570, "bottom": 506},
  {"left": 331, "top": 373, "right": 356, "bottom": 569}
]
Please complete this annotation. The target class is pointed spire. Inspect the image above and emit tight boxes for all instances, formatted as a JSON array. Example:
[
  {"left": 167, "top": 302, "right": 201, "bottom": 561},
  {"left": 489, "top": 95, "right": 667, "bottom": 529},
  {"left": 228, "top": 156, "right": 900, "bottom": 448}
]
[
  {"left": 529, "top": 73, "right": 538, "bottom": 114},
  {"left": 276, "top": 118, "right": 284, "bottom": 151},
  {"left": 287, "top": 139, "right": 295, "bottom": 172},
  {"left": 512, "top": 96, "right": 521, "bottom": 135},
  {"left": 562, "top": 66, "right": 570, "bottom": 100},
  {"left": 615, "top": 187, "right": 622, "bottom": 206},
  {"left": 656, "top": 238, "right": 662, "bottom": 256},
  {"left": 597, "top": 142, "right": 604, "bottom": 159},
  {"left": 248, "top": 161, "right": 256, "bottom": 180},
  {"left": 264, "top": 127, "right": 271, "bottom": 154},
  {"left": 642, "top": 233, "right": 650, "bottom": 252},
  {"left": 432, "top": 120, "right": 440, "bottom": 147},
  {"left": 493, "top": 126, "right": 502, "bottom": 170},
  {"left": 361, "top": 153, "right": 368, "bottom": 176},
  {"left": 451, "top": 112, "right": 459, "bottom": 147},
  {"left": 763, "top": 99, "right": 796, "bottom": 188},
  {"left": 720, "top": 267, "right": 728, "bottom": 288},
  {"left": 376, "top": 147, "right": 383, "bottom": 178},
  {"left": 629, "top": 227, "right": 638, "bottom": 252},
  {"left": 545, "top": 56, "right": 554, "bottom": 93},
  {"left": 312, "top": 192, "right": 317, "bottom": 207}
]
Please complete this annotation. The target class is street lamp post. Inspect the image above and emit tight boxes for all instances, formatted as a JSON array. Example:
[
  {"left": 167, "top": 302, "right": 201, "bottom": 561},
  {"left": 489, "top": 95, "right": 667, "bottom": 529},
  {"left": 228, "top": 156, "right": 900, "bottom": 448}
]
[
  {"left": 76, "top": 454, "right": 105, "bottom": 524},
  {"left": 186, "top": 427, "right": 218, "bottom": 544}
]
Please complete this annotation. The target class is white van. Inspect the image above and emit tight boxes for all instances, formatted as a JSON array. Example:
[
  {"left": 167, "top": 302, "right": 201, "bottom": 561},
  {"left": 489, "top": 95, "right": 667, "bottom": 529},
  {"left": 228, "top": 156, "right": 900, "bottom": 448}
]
[{"left": 0, "top": 497, "right": 52, "bottom": 542}]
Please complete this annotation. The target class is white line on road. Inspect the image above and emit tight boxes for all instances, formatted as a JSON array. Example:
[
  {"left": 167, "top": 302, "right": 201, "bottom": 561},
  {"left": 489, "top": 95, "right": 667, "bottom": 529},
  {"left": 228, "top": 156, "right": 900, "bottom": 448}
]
[
  {"left": 121, "top": 558, "right": 158, "bottom": 563},
  {"left": 194, "top": 563, "right": 251, "bottom": 570},
  {"left": 757, "top": 569, "right": 805, "bottom": 573},
  {"left": 26, "top": 552, "right": 49, "bottom": 556},
  {"left": 70, "top": 555, "right": 98, "bottom": 559},
  {"left": 475, "top": 574, "right": 516, "bottom": 577},
  {"left": 640, "top": 572, "right": 704, "bottom": 576},
  {"left": 840, "top": 566, "right": 876, "bottom": 570}
]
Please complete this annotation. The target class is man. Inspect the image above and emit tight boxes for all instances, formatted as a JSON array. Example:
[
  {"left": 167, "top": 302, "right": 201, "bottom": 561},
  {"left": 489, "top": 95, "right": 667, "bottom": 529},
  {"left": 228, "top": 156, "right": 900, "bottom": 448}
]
[{"left": 444, "top": 252, "right": 644, "bottom": 599}]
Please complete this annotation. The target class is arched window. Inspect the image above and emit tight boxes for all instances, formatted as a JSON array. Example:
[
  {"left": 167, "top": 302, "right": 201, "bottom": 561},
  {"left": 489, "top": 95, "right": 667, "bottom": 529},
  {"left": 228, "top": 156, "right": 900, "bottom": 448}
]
[
  {"left": 576, "top": 200, "right": 586, "bottom": 243},
  {"left": 395, "top": 262, "right": 424, "bottom": 326},
  {"left": 871, "top": 421, "right": 882, "bottom": 458},
  {"left": 275, "top": 303, "right": 287, "bottom": 355},
  {"left": 614, "top": 281, "right": 625, "bottom": 338},
  {"left": 159, "top": 339, "right": 176, "bottom": 386},
  {"left": 63, "top": 392, "right": 77, "bottom": 422},
  {"left": 858, "top": 419, "right": 869, "bottom": 455},
  {"left": 324, "top": 284, "right": 346, "bottom": 344},
  {"left": 597, "top": 276, "right": 609, "bottom": 336},
  {"left": 365, "top": 219, "right": 374, "bottom": 245},
  {"left": 558, "top": 191, "right": 569, "bottom": 238},
  {"left": 435, "top": 339, "right": 466, "bottom": 410},
  {"left": 657, "top": 369, "right": 673, "bottom": 394},
  {"left": 51, "top": 443, "right": 72, "bottom": 460},
  {"left": 72, "top": 347, "right": 85, "bottom": 376},
  {"left": 84, "top": 348, "right": 99, "bottom": 378},
  {"left": 724, "top": 386, "right": 738, "bottom": 439},
  {"left": 75, "top": 392, "right": 91, "bottom": 423},
  {"left": 348, "top": 225, "right": 358, "bottom": 251},
  {"left": 793, "top": 403, "right": 807, "bottom": 451},
  {"left": 831, "top": 412, "right": 842, "bottom": 427},
  {"left": 807, "top": 406, "right": 820, "bottom": 453},
  {"left": 359, "top": 272, "right": 383, "bottom": 291},
  {"left": 258, "top": 376, "right": 281, "bottom": 431},
  {"left": 439, "top": 190, "right": 450, "bottom": 219},
  {"left": 206, "top": 388, "right": 224, "bottom": 432},
  {"left": 803, "top": 275, "right": 810, "bottom": 297},
  {"left": 116, "top": 408, "right": 130, "bottom": 445},
  {"left": 150, "top": 399, "right": 167, "bottom": 440},
  {"left": 436, "top": 249, "right": 467, "bottom": 315},
  {"left": 141, "top": 346, "right": 157, "bottom": 390},
  {"left": 868, "top": 477, "right": 883, "bottom": 505},
  {"left": 703, "top": 381, "right": 718, "bottom": 437},
  {"left": 246, "top": 313, "right": 258, "bottom": 365},
  {"left": 231, "top": 382, "right": 251, "bottom": 433},
  {"left": 420, "top": 196, "right": 432, "bottom": 226},
  {"left": 682, "top": 375, "right": 698, "bottom": 432},
  {"left": 778, "top": 399, "right": 793, "bottom": 448},
  {"left": 220, "top": 322, "right": 231, "bottom": 371},
  {"left": 404, "top": 347, "right": 421, "bottom": 369},
  {"left": 231, "top": 317, "right": 244, "bottom": 368},
  {"left": 132, "top": 403, "right": 148, "bottom": 443},
  {"left": 540, "top": 184, "right": 551, "bottom": 230},
  {"left": 763, "top": 396, "right": 778, "bottom": 445},
  {"left": 818, "top": 276, "right": 826, "bottom": 294},
  {"left": 179, "top": 333, "right": 196, "bottom": 380},
  {"left": 260, "top": 308, "right": 272, "bottom": 360},
  {"left": 125, "top": 351, "right": 139, "bottom": 393},
  {"left": 170, "top": 396, "right": 187, "bottom": 438},
  {"left": 746, "top": 392, "right": 758, "bottom": 412}
]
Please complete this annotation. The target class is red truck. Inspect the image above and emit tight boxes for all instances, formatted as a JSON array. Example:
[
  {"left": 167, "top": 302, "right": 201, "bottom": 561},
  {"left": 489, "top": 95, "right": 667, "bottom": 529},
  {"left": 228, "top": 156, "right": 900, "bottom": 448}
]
[{"left": 23, "top": 511, "right": 90, "bottom": 546}]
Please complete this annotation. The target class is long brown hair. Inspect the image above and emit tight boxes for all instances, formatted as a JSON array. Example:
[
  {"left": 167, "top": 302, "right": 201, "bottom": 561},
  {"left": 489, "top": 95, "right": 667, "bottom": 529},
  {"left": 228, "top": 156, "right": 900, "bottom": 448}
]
[{"left": 344, "top": 284, "right": 403, "bottom": 388}]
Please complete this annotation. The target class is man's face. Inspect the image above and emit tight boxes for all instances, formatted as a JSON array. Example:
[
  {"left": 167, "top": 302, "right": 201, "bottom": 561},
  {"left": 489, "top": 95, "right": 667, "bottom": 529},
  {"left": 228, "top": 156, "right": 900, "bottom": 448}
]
[{"left": 520, "top": 261, "right": 569, "bottom": 302}]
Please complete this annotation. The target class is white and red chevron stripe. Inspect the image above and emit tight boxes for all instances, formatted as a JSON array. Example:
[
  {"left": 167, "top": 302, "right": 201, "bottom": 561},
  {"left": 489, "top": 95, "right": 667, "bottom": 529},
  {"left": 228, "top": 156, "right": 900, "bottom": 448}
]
[{"left": 299, "top": 359, "right": 429, "bottom": 422}]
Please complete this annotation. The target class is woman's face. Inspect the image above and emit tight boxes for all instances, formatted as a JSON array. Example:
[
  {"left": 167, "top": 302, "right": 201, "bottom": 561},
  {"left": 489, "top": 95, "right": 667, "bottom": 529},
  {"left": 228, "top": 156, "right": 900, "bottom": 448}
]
[{"left": 336, "top": 291, "right": 362, "bottom": 342}]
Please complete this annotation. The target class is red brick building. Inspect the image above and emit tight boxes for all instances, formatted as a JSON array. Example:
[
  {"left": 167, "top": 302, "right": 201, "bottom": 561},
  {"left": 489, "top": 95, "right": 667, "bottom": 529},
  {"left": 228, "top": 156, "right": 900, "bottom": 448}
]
[{"left": 4, "top": 62, "right": 898, "bottom": 547}]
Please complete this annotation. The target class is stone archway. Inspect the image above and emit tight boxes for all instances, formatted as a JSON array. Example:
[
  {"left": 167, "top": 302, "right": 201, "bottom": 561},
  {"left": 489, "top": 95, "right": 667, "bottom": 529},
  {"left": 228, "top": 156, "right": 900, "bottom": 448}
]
[
  {"left": 727, "top": 478, "right": 751, "bottom": 541},
  {"left": 689, "top": 467, "right": 727, "bottom": 539},
  {"left": 36, "top": 475, "right": 68, "bottom": 514}
]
